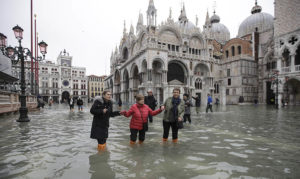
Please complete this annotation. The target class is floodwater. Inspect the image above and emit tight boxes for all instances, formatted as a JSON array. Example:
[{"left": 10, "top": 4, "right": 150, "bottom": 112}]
[{"left": 0, "top": 104, "right": 300, "bottom": 178}]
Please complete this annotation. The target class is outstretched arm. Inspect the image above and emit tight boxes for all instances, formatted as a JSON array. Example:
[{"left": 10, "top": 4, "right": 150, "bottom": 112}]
[
  {"left": 147, "top": 105, "right": 162, "bottom": 116},
  {"left": 121, "top": 106, "right": 134, "bottom": 117},
  {"left": 110, "top": 111, "right": 120, "bottom": 117}
]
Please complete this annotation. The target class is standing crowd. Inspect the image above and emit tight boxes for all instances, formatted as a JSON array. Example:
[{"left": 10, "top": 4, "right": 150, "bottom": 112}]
[{"left": 90, "top": 88, "right": 215, "bottom": 151}]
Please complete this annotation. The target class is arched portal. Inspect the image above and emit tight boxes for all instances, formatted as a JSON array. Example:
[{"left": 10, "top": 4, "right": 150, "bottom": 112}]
[
  {"left": 167, "top": 61, "right": 187, "bottom": 84},
  {"left": 295, "top": 45, "right": 300, "bottom": 66},
  {"left": 62, "top": 91, "right": 70, "bottom": 103},
  {"left": 114, "top": 70, "right": 121, "bottom": 101},
  {"left": 152, "top": 60, "right": 163, "bottom": 84},
  {"left": 123, "top": 69, "right": 129, "bottom": 102},
  {"left": 194, "top": 63, "right": 209, "bottom": 77},
  {"left": 282, "top": 48, "right": 290, "bottom": 67},
  {"left": 131, "top": 65, "right": 140, "bottom": 100},
  {"left": 283, "top": 78, "right": 300, "bottom": 105}
]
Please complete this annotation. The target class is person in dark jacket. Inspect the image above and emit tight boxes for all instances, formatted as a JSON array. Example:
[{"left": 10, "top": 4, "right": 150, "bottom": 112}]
[
  {"left": 90, "top": 91, "right": 120, "bottom": 151},
  {"left": 183, "top": 94, "right": 193, "bottom": 124},
  {"left": 120, "top": 94, "right": 162, "bottom": 145},
  {"left": 144, "top": 89, "right": 157, "bottom": 123},
  {"left": 192, "top": 94, "right": 201, "bottom": 114},
  {"left": 77, "top": 97, "right": 84, "bottom": 111},
  {"left": 118, "top": 96, "right": 122, "bottom": 110},
  {"left": 68, "top": 95, "right": 75, "bottom": 112}
]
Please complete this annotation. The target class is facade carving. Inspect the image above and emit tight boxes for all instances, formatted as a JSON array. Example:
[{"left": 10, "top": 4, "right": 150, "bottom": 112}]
[{"left": 105, "top": 0, "right": 300, "bottom": 106}]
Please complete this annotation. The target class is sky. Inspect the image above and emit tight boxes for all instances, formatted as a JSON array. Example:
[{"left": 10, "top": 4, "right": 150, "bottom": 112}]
[{"left": 0, "top": 0, "right": 274, "bottom": 76}]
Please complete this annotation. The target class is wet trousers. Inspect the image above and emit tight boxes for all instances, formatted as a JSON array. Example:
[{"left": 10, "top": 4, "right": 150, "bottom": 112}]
[
  {"left": 97, "top": 138, "right": 107, "bottom": 144},
  {"left": 163, "top": 121, "right": 178, "bottom": 140},
  {"left": 183, "top": 114, "right": 191, "bottom": 123},
  {"left": 206, "top": 104, "right": 213, "bottom": 113},
  {"left": 130, "top": 129, "right": 146, "bottom": 142}
]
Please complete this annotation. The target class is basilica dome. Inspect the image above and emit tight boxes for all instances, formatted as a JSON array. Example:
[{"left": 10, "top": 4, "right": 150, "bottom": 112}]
[
  {"left": 238, "top": 3, "right": 274, "bottom": 38},
  {"left": 175, "top": 20, "right": 196, "bottom": 31},
  {"left": 210, "top": 13, "right": 230, "bottom": 43}
]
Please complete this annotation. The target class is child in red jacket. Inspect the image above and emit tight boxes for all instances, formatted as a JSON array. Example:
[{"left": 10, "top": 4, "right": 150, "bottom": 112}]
[{"left": 120, "top": 94, "right": 164, "bottom": 144}]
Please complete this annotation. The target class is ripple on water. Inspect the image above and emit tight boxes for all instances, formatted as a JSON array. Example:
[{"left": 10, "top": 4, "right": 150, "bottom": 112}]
[
  {"left": 228, "top": 152, "right": 248, "bottom": 158},
  {"left": 186, "top": 156, "right": 205, "bottom": 162}
]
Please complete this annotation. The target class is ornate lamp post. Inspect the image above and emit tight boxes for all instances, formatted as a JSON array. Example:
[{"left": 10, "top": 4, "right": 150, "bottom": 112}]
[
  {"left": 0, "top": 25, "right": 48, "bottom": 122},
  {"left": 271, "top": 70, "right": 281, "bottom": 109}
]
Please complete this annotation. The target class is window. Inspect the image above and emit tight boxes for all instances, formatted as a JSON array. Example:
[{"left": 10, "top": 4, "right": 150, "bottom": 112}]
[
  {"left": 226, "top": 50, "right": 229, "bottom": 58},
  {"left": 227, "top": 69, "right": 230, "bottom": 77},
  {"left": 228, "top": 78, "right": 231, "bottom": 86},
  {"left": 226, "top": 89, "right": 230, "bottom": 95},
  {"left": 238, "top": 46, "right": 241, "bottom": 55},
  {"left": 195, "top": 78, "right": 202, "bottom": 90},
  {"left": 231, "top": 46, "right": 235, "bottom": 56}
]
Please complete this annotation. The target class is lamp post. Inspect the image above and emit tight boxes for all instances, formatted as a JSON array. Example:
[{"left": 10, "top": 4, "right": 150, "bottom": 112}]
[
  {"left": 270, "top": 70, "right": 281, "bottom": 109},
  {"left": 0, "top": 25, "right": 48, "bottom": 122}
]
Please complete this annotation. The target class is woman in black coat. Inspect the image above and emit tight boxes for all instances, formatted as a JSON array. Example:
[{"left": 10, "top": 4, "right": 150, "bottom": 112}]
[{"left": 90, "top": 91, "right": 120, "bottom": 151}]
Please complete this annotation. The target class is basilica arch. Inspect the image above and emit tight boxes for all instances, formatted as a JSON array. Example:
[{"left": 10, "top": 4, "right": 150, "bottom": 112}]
[
  {"left": 152, "top": 59, "right": 165, "bottom": 84},
  {"left": 283, "top": 78, "right": 300, "bottom": 105},
  {"left": 167, "top": 60, "right": 188, "bottom": 85},
  {"left": 130, "top": 64, "right": 140, "bottom": 100},
  {"left": 123, "top": 69, "right": 130, "bottom": 102},
  {"left": 114, "top": 70, "right": 121, "bottom": 101},
  {"left": 194, "top": 63, "right": 210, "bottom": 77}
]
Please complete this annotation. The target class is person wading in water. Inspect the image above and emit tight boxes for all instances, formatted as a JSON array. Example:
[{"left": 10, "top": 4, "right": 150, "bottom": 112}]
[{"left": 90, "top": 91, "right": 120, "bottom": 151}]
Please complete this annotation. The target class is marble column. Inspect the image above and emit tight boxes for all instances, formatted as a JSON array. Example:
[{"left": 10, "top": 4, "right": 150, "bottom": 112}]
[
  {"left": 276, "top": 56, "right": 281, "bottom": 72},
  {"left": 291, "top": 53, "right": 295, "bottom": 72},
  {"left": 147, "top": 69, "right": 152, "bottom": 82}
]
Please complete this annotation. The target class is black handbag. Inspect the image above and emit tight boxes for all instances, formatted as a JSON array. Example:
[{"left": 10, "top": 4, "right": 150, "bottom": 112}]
[
  {"left": 138, "top": 108, "right": 148, "bottom": 131},
  {"left": 177, "top": 120, "right": 184, "bottom": 129},
  {"left": 143, "top": 122, "right": 148, "bottom": 131}
]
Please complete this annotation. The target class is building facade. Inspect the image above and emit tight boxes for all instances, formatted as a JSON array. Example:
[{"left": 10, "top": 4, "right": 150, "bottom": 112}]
[
  {"left": 88, "top": 75, "right": 107, "bottom": 101},
  {"left": 39, "top": 50, "right": 88, "bottom": 103},
  {"left": 105, "top": 0, "right": 300, "bottom": 106}
]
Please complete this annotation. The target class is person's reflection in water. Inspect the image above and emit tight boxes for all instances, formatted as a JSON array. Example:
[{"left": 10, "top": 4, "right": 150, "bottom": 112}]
[{"left": 89, "top": 151, "right": 115, "bottom": 179}]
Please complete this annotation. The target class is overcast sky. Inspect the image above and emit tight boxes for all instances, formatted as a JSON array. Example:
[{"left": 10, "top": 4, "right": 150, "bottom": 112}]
[{"left": 0, "top": 0, "right": 274, "bottom": 76}]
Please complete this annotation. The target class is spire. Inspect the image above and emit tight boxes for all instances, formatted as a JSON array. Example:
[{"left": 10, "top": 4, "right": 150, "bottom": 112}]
[
  {"left": 130, "top": 23, "right": 134, "bottom": 34},
  {"left": 123, "top": 20, "right": 127, "bottom": 36},
  {"left": 115, "top": 46, "right": 118, "bottom": 54},
  {"left": 149, "top": 0, "right": 154, "bottom": 7},
  {"left": 195, "top": 15, "right": 198, "bottom": 26},
  {"left": 179, "top": 3, "right": 188, "bottom": 22},
  {"left": 169, "top": 7, "right": 172, "bottom": 19},
  {"left": 147, "top": 0, "right": 157, "bottom": 27},
  {"left": 138, "top": 12, "right": 143, "bottom": 25},
  {"left": 136, "top": 13, "right": 144, "bottom": 33},
  {"left": 205, "top": 10, "right": 210, "bottom": 25}
]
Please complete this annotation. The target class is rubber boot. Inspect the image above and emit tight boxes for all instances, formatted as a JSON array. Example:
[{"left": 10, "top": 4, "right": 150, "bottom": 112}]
[
  {"left": 162, "top": 138, "right": 168, "bottom": 142},
  {"left": 97, "top": 144, "right": 106, "bottom": 151},
  {"left": 130, "top": 140, "right": 136, "bottom": 145},
  {"left": 172, "top": 139, "right": 178, "bottom": 143},
  {"left": 138, "top": 140, "right": 143, "bottom": 144}
]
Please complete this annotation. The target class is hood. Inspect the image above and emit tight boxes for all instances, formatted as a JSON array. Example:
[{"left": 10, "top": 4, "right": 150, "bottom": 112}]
[{"left": 94, "top": 96, "right": 115, "bottom": 104}]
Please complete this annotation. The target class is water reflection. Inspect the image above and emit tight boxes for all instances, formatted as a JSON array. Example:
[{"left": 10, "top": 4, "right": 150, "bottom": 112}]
[{"left": 89, "top": 151, "right": 115, "bottom": 179}]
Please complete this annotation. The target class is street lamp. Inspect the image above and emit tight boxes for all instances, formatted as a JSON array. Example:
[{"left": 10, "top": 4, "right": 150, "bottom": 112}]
[
  {"left": 0, "top": 25, "right": 48, "bottom": 122},
  {"left": 270, "top": 70, "right": 281, "bottom": 109}
]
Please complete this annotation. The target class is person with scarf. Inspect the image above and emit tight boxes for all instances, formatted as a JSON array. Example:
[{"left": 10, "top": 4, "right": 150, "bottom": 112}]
[{"left": 160, "top": 88, "right": 185, "bottom": 143}]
